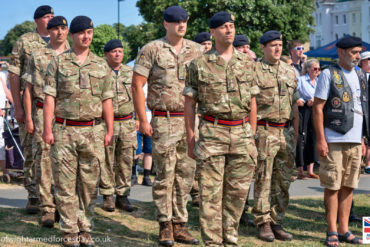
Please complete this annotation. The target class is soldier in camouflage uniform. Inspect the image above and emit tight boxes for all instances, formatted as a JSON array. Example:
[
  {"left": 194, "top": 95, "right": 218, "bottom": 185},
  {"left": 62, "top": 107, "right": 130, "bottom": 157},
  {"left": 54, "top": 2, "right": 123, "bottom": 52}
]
[
  {"left": 251, "top": 30, "right": 299, "bottom": 242},
  {"left": 8, "top": 5, "right": 54, "bottom": 214},
  {"left": 43, "top": 16, "right": 114, "bottom": 247},
  {"left": 22, "top": 16, "right": 70, "bottom": 228},
  {"left": 132, "top": 6, "right": 202, "bottom": 247},
  {"left": 184, "top": 12, "right": 258, "bottom": 246},
  {"left": 99, "top": 39, "right": 136, "bottom": 213}
]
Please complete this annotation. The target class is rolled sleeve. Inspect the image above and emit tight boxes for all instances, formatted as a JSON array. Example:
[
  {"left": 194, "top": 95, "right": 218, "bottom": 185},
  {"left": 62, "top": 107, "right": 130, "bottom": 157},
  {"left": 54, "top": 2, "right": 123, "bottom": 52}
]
[
  {"left": 133, "top": 46, "right": 153, "bottom": 78},
  {"left": 183, "top": 61, "right": 199, "bottom": 101},
  {"left": 8, "top": 39, "right": 22, "bottom": 76},
  {"left": 43, "top": 57, "right": 57, "bottom": 97}
]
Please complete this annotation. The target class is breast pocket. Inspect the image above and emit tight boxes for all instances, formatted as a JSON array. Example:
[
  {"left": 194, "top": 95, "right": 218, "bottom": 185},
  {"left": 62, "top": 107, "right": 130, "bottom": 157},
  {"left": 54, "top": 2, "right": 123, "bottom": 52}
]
[
  {"left": 198, "top": 71, "right": 225, "bottom": 105},
  {"left": 116, "top": 82, "right": 131, "bottom": 104},
  {"left": 256, "top": 75, "right": 275, "bottom": 106},
  {"left": 58, "top": 69, "right": 78, "bottom": 94},
  {"left": 236, "top": 72, "right": 252, "bottom": 109},
  {"left": 155, "top": 54, "right": 176, "bottom": 87},
  {"left": 89, "top": 71, "right": 103, "bottom": 96}
]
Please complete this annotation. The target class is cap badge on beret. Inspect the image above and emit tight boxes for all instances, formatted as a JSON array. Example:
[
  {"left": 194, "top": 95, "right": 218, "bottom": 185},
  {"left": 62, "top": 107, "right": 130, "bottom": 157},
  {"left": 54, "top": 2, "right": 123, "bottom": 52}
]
[
  {"left": 231, "top": 14, "right": 235, "bottom": 21},
  {"left": 63, "top": 19, "right": 66, "bottom": 25},
  {"left": 90, "top": 21, "right": 93, "bottom": 27},
  {"left": 51, "top": 8, "right": 53, "bottom": 13}
]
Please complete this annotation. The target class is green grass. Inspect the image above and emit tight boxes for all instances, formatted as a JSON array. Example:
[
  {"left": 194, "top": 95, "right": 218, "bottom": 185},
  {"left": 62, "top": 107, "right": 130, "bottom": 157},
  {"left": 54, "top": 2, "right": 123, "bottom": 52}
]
[{"left": 0, "top": 194, "right": 368, "bottom": 246}]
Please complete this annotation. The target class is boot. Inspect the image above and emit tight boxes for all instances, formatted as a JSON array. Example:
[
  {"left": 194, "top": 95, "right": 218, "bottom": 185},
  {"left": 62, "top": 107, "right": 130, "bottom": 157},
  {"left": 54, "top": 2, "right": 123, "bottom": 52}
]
[
  {"left": 41, "top": 212, "right": 55, "bottom": 228},
  {"left": 142, "top": 169, "right": 152, "bottom": 186},
  {"left": 62, "top": 232, "right": 80, "bottom": 247},
  {"left": 239, "top": 210, "right": 255, "bottom": 227},
  {"left": 79, "top": 231, "right": 94, "bottom": 247},
  {"left": 115, "top": 195, "right": 134, "bottom": 212},
  {"left": 172, "top": 222, "right": 199, "bottom": 245},
  {"left": 159, "top": 221, "right": 174, "bottom": 246},
  {"left": 258, "top": 222, "right": 275, "bottom": 242},
  {"left": 102, "top": 195, "right": 115, "bottom": 212},
  {"left": 26, "top": 198, "right": 40, "bottom": 214},
  {"left": 271, "top": 224, "right": 293, "bottom": 241},
  {"left": 131, "top": 161, "right": 138, "bottom": 186}
]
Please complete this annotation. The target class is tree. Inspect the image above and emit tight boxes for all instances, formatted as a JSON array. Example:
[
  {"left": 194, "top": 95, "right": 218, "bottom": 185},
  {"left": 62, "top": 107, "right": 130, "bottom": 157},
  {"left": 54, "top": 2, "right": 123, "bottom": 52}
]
[
  {"left": 90, "top": 24, "right": 131, "bottom": 63},
  {"left": 136, "top": 0, "right": 316, "bottom": 56},
  {"left": 1, "top": 21, "right": 36, "bottom": 56}
]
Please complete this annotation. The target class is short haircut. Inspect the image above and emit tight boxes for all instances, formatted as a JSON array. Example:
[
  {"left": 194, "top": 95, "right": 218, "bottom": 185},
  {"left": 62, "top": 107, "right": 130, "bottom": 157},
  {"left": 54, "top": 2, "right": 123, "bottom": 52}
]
[{"left": 287, "top": 40, "right": 303, "bottom": 52}]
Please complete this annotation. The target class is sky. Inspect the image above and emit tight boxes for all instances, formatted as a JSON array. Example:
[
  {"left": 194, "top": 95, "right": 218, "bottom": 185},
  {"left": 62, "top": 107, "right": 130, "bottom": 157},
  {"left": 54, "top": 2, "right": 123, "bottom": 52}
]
[{"left": 0, "top": 0, "right": 144, "bottom": 39}]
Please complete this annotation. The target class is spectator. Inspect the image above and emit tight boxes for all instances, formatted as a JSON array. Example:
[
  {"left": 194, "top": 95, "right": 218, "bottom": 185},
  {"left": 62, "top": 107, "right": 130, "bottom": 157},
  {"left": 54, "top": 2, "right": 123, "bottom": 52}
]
[
  {"left": 288, "top": 40, "right": 307, "bottom": 77},
  {"left": 360, "top": 51, "right": 370, "bottom": 174}
]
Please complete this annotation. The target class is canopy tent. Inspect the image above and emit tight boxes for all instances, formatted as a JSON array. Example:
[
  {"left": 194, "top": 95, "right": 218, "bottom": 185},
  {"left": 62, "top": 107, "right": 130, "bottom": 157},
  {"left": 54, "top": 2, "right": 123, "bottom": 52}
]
[{"left": 305, "top": 40, "right": 370, "bottom": 65}]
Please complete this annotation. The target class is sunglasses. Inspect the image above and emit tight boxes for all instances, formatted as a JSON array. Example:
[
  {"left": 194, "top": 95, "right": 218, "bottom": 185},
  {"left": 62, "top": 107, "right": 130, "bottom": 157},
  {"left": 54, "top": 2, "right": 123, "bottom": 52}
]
[
  {"left": 313, "top": 67, "right": 321, "bottom": 71},
  {"left": 292, "top": 46, "right": 304, "bottom": 51}
]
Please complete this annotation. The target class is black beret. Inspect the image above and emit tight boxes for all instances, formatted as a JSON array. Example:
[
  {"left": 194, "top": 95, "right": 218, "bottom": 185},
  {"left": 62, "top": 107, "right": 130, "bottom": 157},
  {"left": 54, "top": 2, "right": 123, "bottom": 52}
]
[
  {"left": 47, "top": 16, "right": 68, "bottom": 30},
  {"left": 164, "top": 6, "right": 188, "bottom": 22},
  {"left": 233, "top": 34, "right": 249, "bottom": 47},
  {"left": 209, "top": 11, "right": 234, "bottom": 29},
  {"left": 104, "top": 39, "right": 123, "bottom": 52},
  {"left": 34, "top": 5, "right": 53, "bottom": 19},
  {"left": 336, "top": 36, "right": 362, "bottom": 49},
  {"left": 259, "top": 30, "right": 282, "bottom": 44},
  {"left": 70, "top": 16, "right": 93, "bottom": 34},
  {"left": 194, "top": 32, "right": 211, "bottom": 44}
]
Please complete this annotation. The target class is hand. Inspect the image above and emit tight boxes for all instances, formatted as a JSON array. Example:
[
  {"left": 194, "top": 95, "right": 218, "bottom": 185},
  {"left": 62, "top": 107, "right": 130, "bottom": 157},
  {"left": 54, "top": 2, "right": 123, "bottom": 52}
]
[
  {"left": 296, "top": 99, "right": 305, "bottom": 107},
  {"left": 25, "top": 118, "right": 34, "bottom": 134},
  {"left": 43, "top": 131, "right": 54, "bottom": 145},
  {"left": 362, "top": 139, "right": 366, "bottom": 156},
  {"left": 307, "top": 99, "right": 314, "bottom": 107},
  {"left": 0, "top": 109, "right": 3, "bottom": 117},
  {"left": 187, "top": 139, "right": 196, "bottom": 160},
  {"left": 104, "top": 133, "right": 113, "bottom": 146},
  {"left": 139, "top": 121, "right": 153, "bottom": 137},
  {"left": 301, "top": 54, "right": 307, "bottom": 63},
  {"left": 14, "top": 108, "right": 25, "bottom": 123},
  {"left": 135, "top": 120, "right": 140, "bottom": 131},
  {"left": 316, "top": 139, "right": 328, "bottom": 157}
]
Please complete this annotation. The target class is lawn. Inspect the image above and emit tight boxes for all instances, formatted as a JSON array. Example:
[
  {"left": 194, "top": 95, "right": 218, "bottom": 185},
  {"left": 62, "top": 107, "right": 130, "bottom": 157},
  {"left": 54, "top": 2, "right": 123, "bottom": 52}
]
[{"left": 0, "top": 189, "right": 368, "bottom": 247}]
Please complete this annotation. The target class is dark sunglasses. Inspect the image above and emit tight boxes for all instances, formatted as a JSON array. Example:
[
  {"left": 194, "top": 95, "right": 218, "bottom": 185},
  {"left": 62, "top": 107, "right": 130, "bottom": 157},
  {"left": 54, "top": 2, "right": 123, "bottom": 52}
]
[{"left": 313, "top": 67, "right": 321, "bottom": 71}]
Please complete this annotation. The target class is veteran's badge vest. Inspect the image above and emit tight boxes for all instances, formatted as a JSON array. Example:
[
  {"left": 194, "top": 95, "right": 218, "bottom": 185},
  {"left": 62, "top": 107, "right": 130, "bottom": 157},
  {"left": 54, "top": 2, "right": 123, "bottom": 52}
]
[{"left": 325, "top": 64, "right": 368, "bottom": 135}]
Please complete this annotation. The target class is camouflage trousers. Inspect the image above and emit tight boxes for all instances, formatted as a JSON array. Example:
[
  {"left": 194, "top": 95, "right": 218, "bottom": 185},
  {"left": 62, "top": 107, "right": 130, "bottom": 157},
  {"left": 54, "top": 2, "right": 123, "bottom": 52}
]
[
  {"left": 190, "top": 115, "right": 201, "bottom": 200},
  {"left": 33, "top": 106, "right": 54, "bottom": 213},
  {"left": 195, "top": 120, "right": 257, "bottom": 246},
  {"left": 99, "top": 119, "right": 137, "bottom": 196},
  {"left": 51, "top": 122, "right": 104, "bottom": 233},
  {"left": 252, "top": 125, "right": 296, "bottom": 226},
  {"left": 151, "top": 116, "right": 196, "bottom": 223},
  {"left": 19, "top": 122, "right": 37, "bottom": 199}
]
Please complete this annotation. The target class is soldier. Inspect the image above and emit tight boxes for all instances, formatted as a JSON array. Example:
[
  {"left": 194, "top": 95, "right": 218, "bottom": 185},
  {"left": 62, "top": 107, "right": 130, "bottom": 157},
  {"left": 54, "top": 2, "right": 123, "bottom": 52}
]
[
  {"left": 184, "top": 11, "right": 258, "bottom": 246},
  {"left": 22, "top": 16, "right": 70, "bottom": 228},
  {"left": 132, "top": 5, "right": 202, "bottom": 247},
  {"left": 99, "top": 39, "right": 136, "bottom": 213},
  {"left": 194, "top": 32, "right": 212, "bottom": 52},
  {"left": 233, "top": 34, "right": 257, "bottom": 60},
  {"left": 43, "top": 16, "right": 114, "bottom": 247},
  {"left": 8, "top": 5, "right": 54, "bottom": 214},
  {"left": 252, "top": 30, "right": 299, "bottom": 242}
]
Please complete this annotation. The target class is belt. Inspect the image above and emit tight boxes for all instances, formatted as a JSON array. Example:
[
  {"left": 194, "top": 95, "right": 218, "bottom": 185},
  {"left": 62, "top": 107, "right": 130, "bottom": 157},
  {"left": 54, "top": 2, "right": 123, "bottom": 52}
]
[
  {"left": 35, "top": 101, "right": 44, "bottom": 108},
  {"left": 114, "top": 113, "right": 133, "bottom": 121},
  {"left": 257, "top": 120, "right": 290, "bottom": 128},
  {"left": 203, "top": 115, "right": 248, "bottom": 127},
  {"left": 153, "top": 110, "right": 184, "bottom": 117},
  {"left": 55, "top": 117, "right": 96, "bottom": 127}
]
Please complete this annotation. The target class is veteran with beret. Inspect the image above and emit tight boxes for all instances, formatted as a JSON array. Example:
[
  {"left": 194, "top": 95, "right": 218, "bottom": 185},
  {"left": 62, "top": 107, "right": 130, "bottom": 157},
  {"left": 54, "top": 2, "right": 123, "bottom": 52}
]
[
  {"left": 43, "top": 15, "right": 114, "bottom": 247},
  {"left": 313, "top": 35, "right": 367, "bottom": 246},
  {"left": 184, "top": 11, "right": 258, "bottom": 246},
  {"left": 251, "top": 30, "right": 299, "bottom": 242},
  {"left": 8, "top": 4, "right": 54, "bottom": 214},
  {"left": 22, "top": 15, "right": 70, "bottom": 228},
  {"left": 194, "top": 32, "right": 212, "bottom": 52},
  {"left": 132, "top": 5, "right": 203, "bottom": 247}
]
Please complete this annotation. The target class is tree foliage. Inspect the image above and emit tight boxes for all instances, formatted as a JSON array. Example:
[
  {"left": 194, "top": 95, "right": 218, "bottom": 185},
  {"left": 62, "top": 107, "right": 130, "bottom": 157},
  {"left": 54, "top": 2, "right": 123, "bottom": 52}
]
[
  {"left": 136, "top": 0, "right": 316, "bottom": 56},
  {"left": 90, "top": 24, "right": 131, "bottom": 63},
  {"left": 1, "top": 21, "right": 36, "bottom": 56}
]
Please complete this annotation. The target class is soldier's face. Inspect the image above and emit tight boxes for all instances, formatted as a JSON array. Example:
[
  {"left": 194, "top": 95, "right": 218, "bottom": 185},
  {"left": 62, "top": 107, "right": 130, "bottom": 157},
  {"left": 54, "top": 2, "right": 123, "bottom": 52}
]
[
  {"left": 71, "top": 29, "right": 93, "bottom": 49},
  {"left": 211, "top": 22, "right": 235, "bottom": 46},
  {"left": 105, "top": 48, "right": 124, "bottom": 65},
  {"left": 339, "top": 47, "right": 362, "bottom": 68},
  {"left": 261, "top": 40, "right": 283, "bottom": 63},
  {"left": 235, "top": 44, "right": 250, "bottom": 54},
  {"left": 35, "top": 14, "right": 54, "bottom": 30},
  {"left": 200, "top": 41, "right": 212, "bottom": 52},
  {"left": 49, "top": 26, "right": 69, "bottom": 44},
  {"left": 164, "top": 19, "right": 188, "bottom": 38}
]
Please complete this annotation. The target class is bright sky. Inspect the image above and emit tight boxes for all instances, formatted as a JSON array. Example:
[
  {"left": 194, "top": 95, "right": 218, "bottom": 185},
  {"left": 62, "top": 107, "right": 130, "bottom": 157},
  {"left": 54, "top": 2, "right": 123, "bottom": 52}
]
[{"left": 0, "top": 0, "right": 144, "bottom": 39}]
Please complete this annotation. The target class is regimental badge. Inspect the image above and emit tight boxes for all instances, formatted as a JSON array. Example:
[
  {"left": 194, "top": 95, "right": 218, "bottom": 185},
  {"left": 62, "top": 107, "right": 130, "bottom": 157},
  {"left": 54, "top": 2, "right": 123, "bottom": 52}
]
[
  {"left": 90, "top": 21, "right": 93, "bottom": 27},
  {"left": 51, "top": 8, "right": 54, "bottom": 14},
  {"left": 230, "top": 14, "right": 235, "bottom": 21},
  {"left": 280, "top": 34, "right": 283, "bottom": 40},
  {"left": 342, "top": 91, "right": 350, "bottom": 102},
  {"left": 331, "top": 97, "right": 342, "bottom": 108},
  {"left": 63, "top": 19, "right": 66, "bottom": 25},
  {"left": 333, "top": 71, "right": 343, "bottom": 88}
]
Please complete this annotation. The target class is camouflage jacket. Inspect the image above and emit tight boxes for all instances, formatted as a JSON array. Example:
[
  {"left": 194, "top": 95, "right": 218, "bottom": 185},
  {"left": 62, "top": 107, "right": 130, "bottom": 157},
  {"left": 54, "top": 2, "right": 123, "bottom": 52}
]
[
  {"left": 110, "top": 64, "right": 134, "bottom": 116},
  {"left": 255, "top": 58, "right": 298, "bottom": 123},
  {"left": 134, "top": 37, "right": 203, "bottom": 111},
  {"left": 183, "top": 48, "right": 259, "bottom": 120},
  {"left": 22, "top": 43, "right": 70, "bottom": 102},
  {"left": 9, "top": 30, "right": 48, "bottom": 90},
  {"left": 43, "top": 49, "right": 114, "bottom": 121}
]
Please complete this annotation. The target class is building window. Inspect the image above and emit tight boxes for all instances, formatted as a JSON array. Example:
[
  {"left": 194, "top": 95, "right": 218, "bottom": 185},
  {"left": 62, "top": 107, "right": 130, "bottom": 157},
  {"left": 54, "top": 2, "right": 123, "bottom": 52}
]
[
  {"left": 352, "top": 13, "right": 356, "bottom": 23},
  {"left": 335, "top": 34, "right": 339, "bottom": 40},
  {"left": 335, "top": 15, "right": 339, "bottom": 24},
  {"left": 343, "top": 14, "right": 346, "bottom": 24}
]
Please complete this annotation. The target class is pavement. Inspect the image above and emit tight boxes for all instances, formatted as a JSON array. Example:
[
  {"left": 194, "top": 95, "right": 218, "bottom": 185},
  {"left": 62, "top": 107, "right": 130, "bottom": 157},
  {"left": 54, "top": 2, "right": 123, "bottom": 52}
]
[{"left": 0, "top": 175, "right": 369, "bottom": 209}]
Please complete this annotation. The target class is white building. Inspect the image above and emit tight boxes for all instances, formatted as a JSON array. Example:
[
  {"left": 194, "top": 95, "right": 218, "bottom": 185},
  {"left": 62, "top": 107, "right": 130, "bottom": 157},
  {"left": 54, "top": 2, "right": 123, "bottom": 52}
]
[{"left": 310, "top": 0, "right": 370, "bottom": 49}]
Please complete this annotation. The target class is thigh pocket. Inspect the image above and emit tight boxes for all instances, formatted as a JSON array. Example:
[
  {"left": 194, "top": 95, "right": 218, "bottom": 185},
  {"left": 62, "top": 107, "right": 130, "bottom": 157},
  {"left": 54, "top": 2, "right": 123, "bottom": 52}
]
[{"left": 319, "top": 160, "right": 338, "bottom": 186}]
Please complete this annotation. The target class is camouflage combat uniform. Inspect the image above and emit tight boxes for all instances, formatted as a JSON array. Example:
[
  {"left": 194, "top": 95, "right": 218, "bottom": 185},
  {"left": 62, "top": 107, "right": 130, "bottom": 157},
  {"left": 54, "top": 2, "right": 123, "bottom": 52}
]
[
  {"left": 183, "top": 49, "right": 259, "bottom": 246},
  {"left": 22, "top": 43, "right": 69, "bottom": 214},
  {"left": 8, "top": 31, "right": 47, "bottom": 199},
  {"left": 99, "top": 65, "right": 137, "bottom": 196},
  {"left": 134, "top": 37, "right": 203, "bottom": 223},
  {"left": 252, "top": 58, "right": 298, "bottom": 226},
  {"left": 44, "top": 49, "right": 113, "bottom": 233}
]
